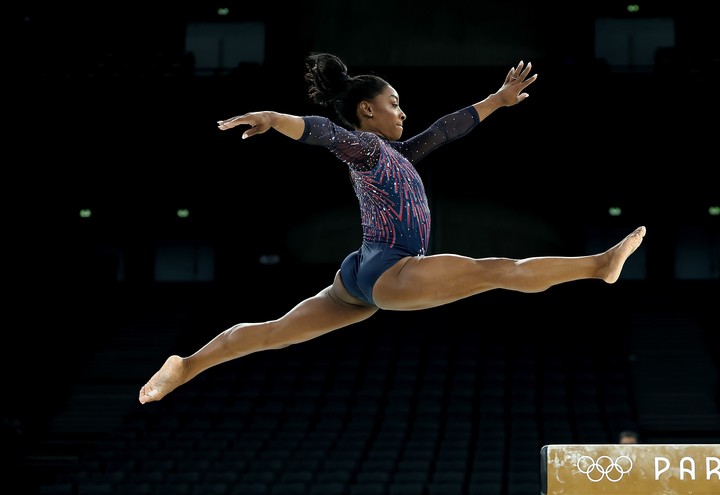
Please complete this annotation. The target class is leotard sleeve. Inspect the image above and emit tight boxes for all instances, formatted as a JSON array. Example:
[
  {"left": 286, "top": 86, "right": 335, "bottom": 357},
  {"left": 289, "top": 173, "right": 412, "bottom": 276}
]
[
  {"left": 392, "top": 106, "right": 481, "bottom": 164},
  {"left": 299, "top": 116, "right": 382, "bottom": 172}
]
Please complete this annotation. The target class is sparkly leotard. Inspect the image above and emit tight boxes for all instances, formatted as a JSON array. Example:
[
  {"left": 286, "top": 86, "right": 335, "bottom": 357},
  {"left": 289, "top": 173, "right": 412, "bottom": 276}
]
[{"left": 299, "top": 106, "right": 481, "bottom": 305}]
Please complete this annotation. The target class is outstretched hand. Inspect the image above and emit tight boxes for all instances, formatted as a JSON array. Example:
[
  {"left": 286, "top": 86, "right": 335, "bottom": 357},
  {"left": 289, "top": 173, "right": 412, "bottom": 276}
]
[
  {"left": 217, "top": 111, "right": 272, "bottom": 139},
  {"left": 495, "top": 61, "right": 538, "bottom": 107}
]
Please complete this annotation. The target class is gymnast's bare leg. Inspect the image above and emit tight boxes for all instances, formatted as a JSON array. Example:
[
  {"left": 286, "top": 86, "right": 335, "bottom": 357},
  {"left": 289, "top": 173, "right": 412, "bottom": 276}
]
[
  {"left": 372, "top": 226, "right": 646, "bottom": 311},
  {"left": 139, "top": 271, "right": 378, "bottom": 404}
]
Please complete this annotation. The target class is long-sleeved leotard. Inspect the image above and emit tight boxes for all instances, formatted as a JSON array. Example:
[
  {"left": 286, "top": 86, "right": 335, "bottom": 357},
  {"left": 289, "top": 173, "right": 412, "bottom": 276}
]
[{"left": 299, "top": 106, "right": 481, "bottom": 305}]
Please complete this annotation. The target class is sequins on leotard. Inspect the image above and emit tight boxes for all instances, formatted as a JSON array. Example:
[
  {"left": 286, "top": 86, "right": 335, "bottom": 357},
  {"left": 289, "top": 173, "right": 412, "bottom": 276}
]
[{"left": 300, "top": 106, "right": 481, "bottom": 258}]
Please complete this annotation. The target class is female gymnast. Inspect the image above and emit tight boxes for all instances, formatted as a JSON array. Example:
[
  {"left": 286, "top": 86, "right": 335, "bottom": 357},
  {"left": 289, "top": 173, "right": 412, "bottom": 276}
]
[{"left": 139, "top": 53, "right": 645, "bottom": 404}]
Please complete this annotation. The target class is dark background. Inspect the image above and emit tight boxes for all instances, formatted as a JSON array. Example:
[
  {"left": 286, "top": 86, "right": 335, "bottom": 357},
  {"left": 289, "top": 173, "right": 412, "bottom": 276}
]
[{"left": 5, "top": 2, "right": 719, "bottom": 494}]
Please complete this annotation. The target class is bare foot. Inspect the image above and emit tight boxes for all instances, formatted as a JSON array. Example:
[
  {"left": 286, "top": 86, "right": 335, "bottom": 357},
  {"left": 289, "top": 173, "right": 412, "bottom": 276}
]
[
  {"left": 602, "top": 226, "right": 646, "bottom": 284},
  {"left": 139, "top": 355, "right": 185, "bottom": 404}
]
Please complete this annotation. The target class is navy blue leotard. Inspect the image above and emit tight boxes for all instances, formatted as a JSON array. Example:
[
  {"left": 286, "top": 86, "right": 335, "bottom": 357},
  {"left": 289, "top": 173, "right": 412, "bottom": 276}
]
[{"left": 299, "top": 106, "right": 481, "bottom": 305}]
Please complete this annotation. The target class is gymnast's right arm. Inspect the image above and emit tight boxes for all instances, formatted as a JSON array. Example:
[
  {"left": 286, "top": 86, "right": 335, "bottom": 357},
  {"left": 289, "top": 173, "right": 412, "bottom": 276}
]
[{"left": 217, "top": 111, "right": 305, "bottom": 140}]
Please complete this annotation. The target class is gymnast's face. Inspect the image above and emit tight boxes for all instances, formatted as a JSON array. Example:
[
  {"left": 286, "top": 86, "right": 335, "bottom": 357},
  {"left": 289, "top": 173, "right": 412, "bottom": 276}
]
[{"left": 358, "top": 85, "right": 406, "bottom": 140}]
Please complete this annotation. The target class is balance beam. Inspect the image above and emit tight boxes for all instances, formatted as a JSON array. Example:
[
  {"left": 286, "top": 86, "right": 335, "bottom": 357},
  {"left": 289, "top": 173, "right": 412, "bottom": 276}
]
[{"left": 541, "top": 444, "right": 719, "bottom": 494}]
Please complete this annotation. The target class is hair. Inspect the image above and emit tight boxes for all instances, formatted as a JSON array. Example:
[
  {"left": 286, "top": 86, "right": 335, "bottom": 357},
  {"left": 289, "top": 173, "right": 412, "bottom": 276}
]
[{"left": 304, "top": 52, "right": 390, "bottom": 130}]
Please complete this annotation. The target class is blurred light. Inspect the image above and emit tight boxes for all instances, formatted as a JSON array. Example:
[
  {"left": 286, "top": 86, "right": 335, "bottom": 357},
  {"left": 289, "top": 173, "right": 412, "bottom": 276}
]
[
  {"left": 608, "top": 206, "right": 622, "bottom": 217},
  {"left": 177, "top": 209, "right": 190, "bottom": 218},
  {"left": 259, "top": 254, "right": 281, "bottom": 265},
  {"left": 79, "top": 209, "right": 92, "bottom": 218},
  {"left": 217, "top": 7, "right": 230, "bottom": 16},
  {"left": 626, "top": 4, "right": 640, "bottom": 13},
  {"left": 709, "top": 206, "right": 720, "bottom": 216}
]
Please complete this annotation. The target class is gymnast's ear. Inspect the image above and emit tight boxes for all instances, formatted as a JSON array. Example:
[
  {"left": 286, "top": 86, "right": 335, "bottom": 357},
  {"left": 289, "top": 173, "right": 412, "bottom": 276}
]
[{"left": 359, "top": 101, "right": 373, "bottom": 118}]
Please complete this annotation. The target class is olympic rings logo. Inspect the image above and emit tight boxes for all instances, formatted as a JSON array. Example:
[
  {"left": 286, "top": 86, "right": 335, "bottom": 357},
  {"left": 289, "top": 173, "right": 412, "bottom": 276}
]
[{"left": 577, "top": 455, "right": 633, "bottom": 482}]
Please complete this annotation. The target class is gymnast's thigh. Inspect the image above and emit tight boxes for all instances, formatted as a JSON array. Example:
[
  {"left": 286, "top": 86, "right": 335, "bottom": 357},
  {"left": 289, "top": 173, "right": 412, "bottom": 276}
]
[{"left": 372, "top": 253, "right": 489, "bottom": 310}]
